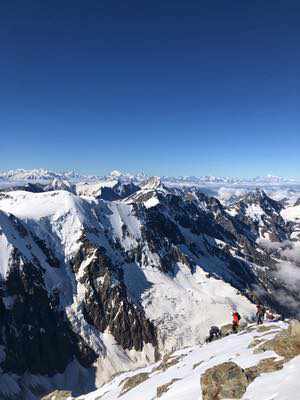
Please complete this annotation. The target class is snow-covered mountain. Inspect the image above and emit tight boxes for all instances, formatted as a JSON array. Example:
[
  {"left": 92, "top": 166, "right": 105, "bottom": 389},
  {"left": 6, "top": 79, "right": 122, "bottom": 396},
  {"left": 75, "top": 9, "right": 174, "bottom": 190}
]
[
  {"left": 1, "top": 168, "right": 299, "bottom": 187},
  {"left": 0, "top": 178, "right": 300, "bottom": 399}
]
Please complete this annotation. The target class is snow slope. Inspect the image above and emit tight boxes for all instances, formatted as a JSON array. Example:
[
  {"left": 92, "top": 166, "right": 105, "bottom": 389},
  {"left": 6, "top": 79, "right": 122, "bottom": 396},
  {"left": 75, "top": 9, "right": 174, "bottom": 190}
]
[
  {"left": 78, "top": 321, "right": 291, "bottom": 400},
  {"left": 281, "top": 204, "right": 300, "bottom": 222},
  {"left": 0, "top": 190, "right": 89, "bottom": 260},
  {"left": 139, "top": 263, "right": 256, "bottom": 352},
  {"left": 281, "top": 204, "right": 300, "bottom": 240}
]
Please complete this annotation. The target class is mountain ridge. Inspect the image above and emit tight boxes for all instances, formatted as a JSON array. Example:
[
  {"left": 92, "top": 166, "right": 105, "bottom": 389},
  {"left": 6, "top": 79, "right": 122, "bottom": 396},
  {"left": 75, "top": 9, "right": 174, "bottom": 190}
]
[{"left": 1, "top": 168, "right": 299, "bottom": 186}]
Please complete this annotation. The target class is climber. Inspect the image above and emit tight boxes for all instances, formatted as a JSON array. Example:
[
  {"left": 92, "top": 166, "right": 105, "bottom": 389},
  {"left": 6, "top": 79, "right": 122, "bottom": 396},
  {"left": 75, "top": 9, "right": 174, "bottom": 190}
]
[
  {"left": 256, "top": 304, "right": 266, "bottom": 325},
  {"left": 232, "top": 311, "right": 241, "bottom": 333},
  {"left": 206, "top": 326, "right": 222, "bottom": 342}
]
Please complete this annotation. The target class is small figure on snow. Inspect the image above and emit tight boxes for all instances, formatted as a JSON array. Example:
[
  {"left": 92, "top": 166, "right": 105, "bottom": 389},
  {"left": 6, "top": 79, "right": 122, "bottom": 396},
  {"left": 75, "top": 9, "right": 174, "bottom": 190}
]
[
  {"left": 232, "top": 311, "right": 241, "bottom": 333},
  {"left": 206, "top": 326, "right": 222, "bottom": 342},
  {"left": 256, "top": 304, "right": 266, "bottom": 325}
]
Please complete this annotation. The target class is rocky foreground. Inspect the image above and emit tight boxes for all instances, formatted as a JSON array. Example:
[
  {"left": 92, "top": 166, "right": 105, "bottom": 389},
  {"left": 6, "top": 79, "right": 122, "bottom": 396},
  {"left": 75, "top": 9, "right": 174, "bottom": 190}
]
[{"left": 42, "top": 320, "right": 300, "bottom": 400}]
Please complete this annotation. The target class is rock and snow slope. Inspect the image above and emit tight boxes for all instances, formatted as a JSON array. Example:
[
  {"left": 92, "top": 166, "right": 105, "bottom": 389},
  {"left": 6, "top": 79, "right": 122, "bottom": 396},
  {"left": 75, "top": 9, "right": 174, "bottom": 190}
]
[
  {"left": 77, "top": 321, "right": 299, "bottom": 400},
  {"left": 0, "top": 183, "right": 299, "bottom": 399}
]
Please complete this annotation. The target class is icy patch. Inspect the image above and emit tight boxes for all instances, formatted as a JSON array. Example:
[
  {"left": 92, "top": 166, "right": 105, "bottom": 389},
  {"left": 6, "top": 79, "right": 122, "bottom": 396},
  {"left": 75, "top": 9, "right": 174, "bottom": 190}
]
[
  {"left": 0, "top": 229, "right": 12, "bottom": 278},
  {"left": 95, "top": 332, "right": 156, "bottom": 386},
  {"left": 281, "top": 204, "right": 300, "bottom": 222},
  {"left": 141, "top": 262, "right": 256, "bottom": 353},
  {"left": 245, "top": 204, "right": 265, "bottom": 222},
  {"left": 144, "top": 196, "right": 160, "bottom": 209}
]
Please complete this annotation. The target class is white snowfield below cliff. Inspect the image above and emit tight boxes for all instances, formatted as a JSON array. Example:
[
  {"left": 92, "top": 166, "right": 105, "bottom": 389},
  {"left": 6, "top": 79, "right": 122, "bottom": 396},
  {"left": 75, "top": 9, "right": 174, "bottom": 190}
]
[
  {"left": 281, "top": 204, "right": 300, "bottom": 240},
  {"left": 281, "top": 204, "right": 300, "bottom": 222},
  {"left": 0, "top": 189, "right": 256, "bottom": 356},
  {"left": 78, "top": 321, "right": 300, "bottom": 400}
]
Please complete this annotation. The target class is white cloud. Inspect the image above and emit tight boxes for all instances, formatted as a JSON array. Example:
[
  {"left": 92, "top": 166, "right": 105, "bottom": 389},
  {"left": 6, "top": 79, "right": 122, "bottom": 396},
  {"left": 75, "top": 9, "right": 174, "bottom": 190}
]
[{"left": 276, "top": 260, "right": 300, "bottom": 291}]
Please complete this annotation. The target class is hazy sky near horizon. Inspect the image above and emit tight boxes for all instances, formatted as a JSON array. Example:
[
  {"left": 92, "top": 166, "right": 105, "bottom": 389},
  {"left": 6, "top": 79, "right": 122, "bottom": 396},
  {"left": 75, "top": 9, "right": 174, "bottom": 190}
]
[{"left": 0, "top": 1, "right": 299, "bottom": 177}]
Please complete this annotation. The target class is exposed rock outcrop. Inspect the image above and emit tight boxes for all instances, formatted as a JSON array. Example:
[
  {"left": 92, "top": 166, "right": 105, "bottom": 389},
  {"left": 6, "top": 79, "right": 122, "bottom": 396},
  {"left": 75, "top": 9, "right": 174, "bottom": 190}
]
[
  {"left": 41, "top": 391, "right": 73, "bottom": 400},
  {"left": 201, "top": 321, "right": 300, "bottom": 400},
  {"left": 119, "top": 372, "right": 150, "bottom": 396},
  {"left": 156, "top": 378, "right": 180, "bottom": 398},
  {"left": 201, "top": 361, "right": 248, "bottom": 400},
  {"left": 201, "top": 357, "right": 285, "bottom": 400},
  {"left": 254, "top": 320, "right": 300, "bottom": 361}
]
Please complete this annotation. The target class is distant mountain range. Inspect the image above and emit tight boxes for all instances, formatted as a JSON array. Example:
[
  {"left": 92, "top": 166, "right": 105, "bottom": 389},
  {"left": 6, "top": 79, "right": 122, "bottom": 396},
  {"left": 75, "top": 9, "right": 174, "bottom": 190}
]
[{"left": 0, "top": 168, "right": 298, "bottom": 186}]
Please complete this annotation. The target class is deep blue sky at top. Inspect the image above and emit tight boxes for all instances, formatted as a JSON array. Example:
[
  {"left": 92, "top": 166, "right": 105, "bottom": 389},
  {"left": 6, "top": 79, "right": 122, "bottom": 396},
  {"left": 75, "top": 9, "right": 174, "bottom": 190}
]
[{"left": 0, "top": 0, "right": 299, "bottom": 177}]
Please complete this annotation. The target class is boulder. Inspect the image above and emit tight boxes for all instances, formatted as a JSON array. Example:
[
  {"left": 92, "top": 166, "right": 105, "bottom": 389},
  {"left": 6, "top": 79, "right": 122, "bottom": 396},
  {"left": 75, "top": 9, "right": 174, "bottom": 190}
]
[
  {"left": 201, "top": 362, "right": 248, "bottom": 400},
  {"left": 220, "top": 323, "right": 233, "bottom": 336}
]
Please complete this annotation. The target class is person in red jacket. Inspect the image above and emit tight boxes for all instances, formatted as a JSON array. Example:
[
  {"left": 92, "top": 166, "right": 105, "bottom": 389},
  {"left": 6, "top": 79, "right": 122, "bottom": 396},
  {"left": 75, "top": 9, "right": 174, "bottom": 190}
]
[{"left": 232, "top": 311, "right": 241, "bottom": 333}]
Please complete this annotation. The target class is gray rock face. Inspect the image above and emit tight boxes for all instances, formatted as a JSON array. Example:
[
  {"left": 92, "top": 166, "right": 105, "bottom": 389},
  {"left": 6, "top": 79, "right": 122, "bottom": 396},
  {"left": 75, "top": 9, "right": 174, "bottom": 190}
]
[
  {"left": 72, "top": 239, "right": 157, "bottom": 351},
  {"left": 0, "top": 249, "right": 97, "bottom": 376}
]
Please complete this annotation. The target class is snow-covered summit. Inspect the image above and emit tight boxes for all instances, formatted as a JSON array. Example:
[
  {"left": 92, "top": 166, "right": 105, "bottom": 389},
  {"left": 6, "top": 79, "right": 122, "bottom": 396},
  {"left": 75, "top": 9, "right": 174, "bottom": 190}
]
[{"left": 108, "top": 170, "right": 123, "bottom": 178}]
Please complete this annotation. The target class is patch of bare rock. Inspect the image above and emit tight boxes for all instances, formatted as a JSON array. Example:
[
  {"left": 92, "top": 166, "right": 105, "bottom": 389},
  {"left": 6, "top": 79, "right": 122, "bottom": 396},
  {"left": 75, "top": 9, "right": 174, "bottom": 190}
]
[
  {"left": 41, "top": 391, "right": 72, "bottom": 400},
  {"left": 201, "top": 320, "right": 300, "bottom": 400}
]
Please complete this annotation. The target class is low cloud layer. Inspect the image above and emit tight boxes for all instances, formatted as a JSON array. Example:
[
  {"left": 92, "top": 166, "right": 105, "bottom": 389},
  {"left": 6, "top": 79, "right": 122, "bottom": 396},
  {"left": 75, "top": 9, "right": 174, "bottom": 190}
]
[
  {"left": 276, "top": 260, "right": 300, "bottom": 291},
  {"left": 257, "top": 238, "right": 300, "bottom": 315}
]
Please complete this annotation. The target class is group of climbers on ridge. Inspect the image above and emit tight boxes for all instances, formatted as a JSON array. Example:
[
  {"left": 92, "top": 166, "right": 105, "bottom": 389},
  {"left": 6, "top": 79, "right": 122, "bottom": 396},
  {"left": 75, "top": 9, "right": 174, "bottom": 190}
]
[{"left": 206, "top": 302, "right": 278, "bottom": 343}]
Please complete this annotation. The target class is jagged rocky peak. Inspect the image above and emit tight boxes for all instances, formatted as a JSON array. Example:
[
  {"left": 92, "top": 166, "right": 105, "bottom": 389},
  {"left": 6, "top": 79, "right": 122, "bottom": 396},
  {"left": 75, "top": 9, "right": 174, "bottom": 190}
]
[
  {"left": 188, "top": 189, "right": 224, "bottom": 210},
  {"left": 294, "top": 197, "right": 300, "bottom": 207},
  {"left": 243, "top": 188, "right": 282, "bottom": 212},
  {"left": 229, "top": 188, "right": 283, "bottom": 217},
  {"left": 226, "top": 188, "right": 289, "bottom": 242},
  {"left": 124, "top": 176, "right": 168, "bottom": 208},
  {"left": 44, "top": 178, "right": 75, "bottom": 193},
  {"left": 140, "top": 176, "right": 164, "bottom": 191},
  {"left": 113, "top": 179, "right": 140, "bottom": 198},
  {"left": 76, "top": 178, "right": 139, "bottom": 200}
]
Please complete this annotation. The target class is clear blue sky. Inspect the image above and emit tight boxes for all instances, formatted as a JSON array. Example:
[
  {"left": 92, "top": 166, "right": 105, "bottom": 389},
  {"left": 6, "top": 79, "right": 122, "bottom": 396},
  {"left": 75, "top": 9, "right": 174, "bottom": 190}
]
[{"left": 0, "top": 1, "right": 299, "bottom": 177}]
